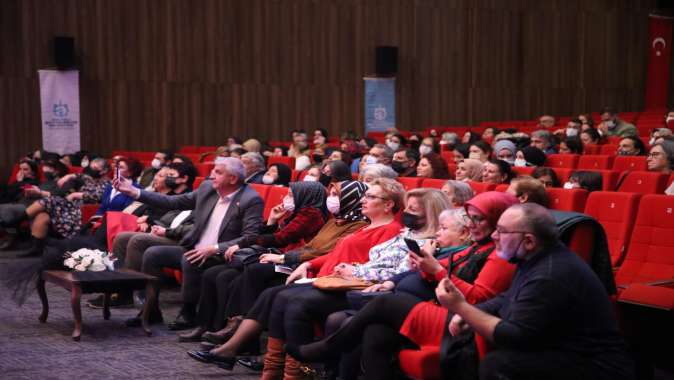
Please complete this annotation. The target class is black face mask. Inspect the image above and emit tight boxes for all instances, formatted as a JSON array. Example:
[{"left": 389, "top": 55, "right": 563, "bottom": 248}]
[
  {"left": 312, "top": 154, "right": 324, "bottom": 163},
  {"left": 391, "top": 161, "right": 407, "bottom": 174},
  {"left": 165, "top": 176, "right": 180, "bottom": 190},
  {"left": 401, "top": 212, "right": 425, "bottom": 231},
  {"left": 84, "top": 167, "right": 103, "bottom": 179},
  {"left": 43, "top": 172, "right": 57, "bottom": 181}
]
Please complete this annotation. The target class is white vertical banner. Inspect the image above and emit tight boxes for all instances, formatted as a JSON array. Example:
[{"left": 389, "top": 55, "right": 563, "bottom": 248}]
[{"left": 39, "top": 69, "right": 81, "bottom": 154}]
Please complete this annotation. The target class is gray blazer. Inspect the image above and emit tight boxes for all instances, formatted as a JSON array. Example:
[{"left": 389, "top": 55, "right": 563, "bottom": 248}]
[{"left": 137, "top": 181, "right": 264, "bottom": 253}]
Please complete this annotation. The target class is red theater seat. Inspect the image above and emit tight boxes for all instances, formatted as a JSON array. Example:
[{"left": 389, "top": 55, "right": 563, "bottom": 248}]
[
  {"left": 398, "top": 177, "right": 423, "bottom": 191},
  {"left": 193, "top": 176, "right": 205, "bottom": 189},
  {"left": 80, "top": 204, "right": 100, "bottom": 224},
  {"left": 599, "top": 144, "right": 619, "bottom": 155},
  {"left": 615, "top": 195, "right": 674, "bottom": 310},
  {"left": 264, "top": 186, "right": 289, "bottom": 220},
  {"left": 467, "top": 181, "right": 496, "bottom": 194},
  {"left": 267, "top": 156, "right": 296, "bottom": 169},
  {"left": 612, "top": 156, "right": 648, "bottom": 172},
  {"left": 545, "top": 188, "right": 588, "bottom": 212},
  {"left": 398, "top": 347, "right": 441, "bottom": 380},
  {"left": 544, "top": 154, "right": 579, "bottom": 169},
  {"left": 511, "top": 166, "right": 534, "bottom": 177},
  {"left": 577, "top": 155, "right": 614, "bottom": 170},
  {"left": 584, "top": 192, "right": 641, "bottom": 267},
  {"left": 583, "top": 144, "right": 601, "bottom": 155},
  {"left": 194, "top": 163, "right": 214, "bottom": 177},
  {"left": 420, "top": 178, "right": 447, "bottom": 189},
  {"left": 249, "top": 183, "right": 270, "bottom": 203},
  {"left": 616, "top": 171, "right": 669, "bottom": 194},
  {"left": 550, "top": 168, "right": 573, "bottom": 184}
]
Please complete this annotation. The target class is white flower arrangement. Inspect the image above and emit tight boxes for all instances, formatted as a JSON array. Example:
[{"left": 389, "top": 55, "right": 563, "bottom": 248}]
[{"left": 63, "top": 248, "right": 116, "bottom": 272}]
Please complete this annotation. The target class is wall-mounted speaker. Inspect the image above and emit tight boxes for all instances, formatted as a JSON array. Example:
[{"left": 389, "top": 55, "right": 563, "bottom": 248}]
[
  {"left": 53, "top": 36, "right": 76, "bottom": 70},
  {"left": 375, "top": 46, "right": 398, "bottom": 77}
]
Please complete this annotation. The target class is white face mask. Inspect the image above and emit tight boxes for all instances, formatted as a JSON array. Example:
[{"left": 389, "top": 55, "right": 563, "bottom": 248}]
[
  {"left": 513, "top": 158, "right": 527, "bottom": 167},
  {"left": 151, "top": 158, "right": 162, "bottom": 170},
  {"left": 365, "top": 155, "right": 378, "bottom": 165},
  {"left": 566, "top": 128, "right": 578, "bottom": 137},
  {"left": 303, "top": 175, "right": 318, "bottom": 182},
  {"left": 283, "top": 195, "right": 295, "bottom": 212},
  {"left": 649, "top": 137, "right": 656, "bottom": 145},
  {"left": 503, "top": 158, "right": 515, "bottom": 165},
  {"left": 80, "top": 159, "right": 90, "bottom": 168},
  {"left": 326, "top": 195, "right": 340, "bottom": 214},
  {"left": 496, "top": 236, "right": 525, "bottom": 264},
  {"left": 468, "top": 152, "right": 481, "bottom": 160},
  {"left": 605, "top": 120, "right": 616, "bottom": 129},
  {"left": 386, "top": 141, "right": 400, "bottom": 151},
  {"left": 419, "top": 145, "right": 433, "bottom": 156},
  {"left": 563, "top": 181, "right": 576, "bottom": 189},
  {"left": 262, "top": 175, "right": 275, "bottom": 185}
]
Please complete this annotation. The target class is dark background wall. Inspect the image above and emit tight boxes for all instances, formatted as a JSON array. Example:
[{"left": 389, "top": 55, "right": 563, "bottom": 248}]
[{"left": 0, "top": 0, "right": 662, "bottom": 178}]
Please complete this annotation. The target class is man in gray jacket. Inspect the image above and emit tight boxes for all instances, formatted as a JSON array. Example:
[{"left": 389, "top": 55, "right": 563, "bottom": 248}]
[{"left": 114, "top": 157, "right": 263, "bottom": 329}]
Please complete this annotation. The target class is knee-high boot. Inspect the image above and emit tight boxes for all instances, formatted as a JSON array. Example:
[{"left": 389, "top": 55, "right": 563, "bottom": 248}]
[
  {"left": 283, "top": 353, "right": 313, "bottom": 380},
  {"left": 261, "top": 337, "right": 286, "bottom": 380}
]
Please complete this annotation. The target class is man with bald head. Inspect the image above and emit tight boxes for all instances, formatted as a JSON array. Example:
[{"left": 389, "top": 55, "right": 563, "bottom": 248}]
[
  {"left": 436, "top": 203, "right": 634, "bottom": 380},
  {"left": 114, "top": 157, "right": 263, "bottom": 329}
]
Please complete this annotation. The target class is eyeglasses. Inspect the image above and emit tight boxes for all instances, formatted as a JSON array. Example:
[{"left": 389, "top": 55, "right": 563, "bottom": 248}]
[
  {"left": 493, "top": 228, "right": 531, "bottom": 236},
  {"left": 362, "top": 193, "right": 388, "bottom": 201},
  {"left": 647, "top": 152, "right": 663, "bottom": 158},
  {"left": 462, "top": 214, "right": 486, "bottom": 225}
]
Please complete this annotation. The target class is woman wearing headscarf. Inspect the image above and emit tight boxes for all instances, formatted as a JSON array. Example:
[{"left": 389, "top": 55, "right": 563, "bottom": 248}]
[
  {"left": 493, "top": 139, "right": 517, "bottom": 165},
  {"left": 192, "top": 180, "right": 371, "bottom": 346},
  {"left": 515, "top": 146, "right": 547, "bottom": 167},
  {"left": 286, "top": 192, "right": 520, "bottom": 380},
  {"left": 187, "top": 179, "right": 404, "bottom": 376},
  {"left": 262, "top": 163, "right": 292, "bottom": 187},
  {"left": 454, "top": 158, "right": 484, "bottom": 182},
  {"left": 178, "top": 181, "right": 329, "bottom": 342}
]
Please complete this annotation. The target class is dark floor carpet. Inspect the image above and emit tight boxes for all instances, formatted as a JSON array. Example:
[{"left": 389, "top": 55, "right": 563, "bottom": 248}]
[{"left": 0, "top": 252, "right": 259, "bottom": 380}]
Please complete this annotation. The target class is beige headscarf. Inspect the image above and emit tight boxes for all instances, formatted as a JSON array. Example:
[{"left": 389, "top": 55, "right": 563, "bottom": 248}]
[{"left": 458, "top": 158, "right": 484, "bottom": 182}]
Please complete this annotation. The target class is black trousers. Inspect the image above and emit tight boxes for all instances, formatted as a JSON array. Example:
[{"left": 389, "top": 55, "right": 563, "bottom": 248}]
[
  {"left": 245, "top": 283, "right": 311, "bottom": 339},
  {"left": 283, "top": 287, "right": 352, "bottom": 345},
  {"left": 197, "top": 265, "right": 242, "bottom": 331},
  {"left": 238, "top": 262, "right": 285, "bottom": 313}
]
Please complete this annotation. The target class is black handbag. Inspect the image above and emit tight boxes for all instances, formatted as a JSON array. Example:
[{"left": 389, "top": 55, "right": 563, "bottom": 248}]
[{"left": 229, "top": 245, "right": 280, "bottom": 268}]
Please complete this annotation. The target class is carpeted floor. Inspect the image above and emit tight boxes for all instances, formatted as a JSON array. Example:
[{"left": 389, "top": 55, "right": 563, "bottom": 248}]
[{"left": 0, "top": 252, "right": 260, "bottom": 380}]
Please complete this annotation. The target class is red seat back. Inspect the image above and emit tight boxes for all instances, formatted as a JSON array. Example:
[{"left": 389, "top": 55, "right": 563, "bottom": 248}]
[
  {"left": 584, "top": 192, "right": 641, "bottom": 267},
  {"left": 267, "top": 156, "right": 296, "bottom": 169},
  {"left": 612, "top": 156, "right": 648, "bottom": 172},
  {"left": 420, "top": 178, "right": 447, "bottom": 189},
  {"left": 194, "top": 163, "right": 214, "bottom": 177},
  {"left": 583, "top": 144, "right": 601, "bottom": 155},
  {"left": 80, "top": 204, "right": 100, "bottom": 224},
  {"left": 397, "top": 177, "right": 423, "bottom": 191},
  {"left": 577, "top": 155, "right": 614, "bottom": 170},
  {"left": 544, "top": 154, "right": 579, "bottom": 169},
  {"left": 467, "top": 181, "right": 496, "bottom": 194},
  {"left": 545, "top": 188, "right": 588, "bottom": 212},
  {"left": 614, "top": 195, "right": 674, "bottom": 286},
  {"left": 550, "top": 167, "right": 573, "bottom": 184},
  {"left": 193, "top": 176, "right": 205, "bottom": 189},
  {"left": 264, "top": 186, "right": 289, "bottom": 220},
  {"left": 599, "top": 144, "right": 619, "bottom": 155},
  {"left": 249, "top": 183, "right": 270, "bottom": 203},
  {"left": 616, "top": 171, "right": 669, "bottom": 194},
  {"left": 511, "top": 166, "right": 534, "bottom": 177},
  {"left": 7, "top": 163, "right": 20, "bottom": 184}
]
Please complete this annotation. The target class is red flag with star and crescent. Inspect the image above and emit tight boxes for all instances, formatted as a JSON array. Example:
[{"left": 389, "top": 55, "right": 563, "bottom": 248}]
[{"left": 645, "top": 14, "right": 674, "bottom": 110}]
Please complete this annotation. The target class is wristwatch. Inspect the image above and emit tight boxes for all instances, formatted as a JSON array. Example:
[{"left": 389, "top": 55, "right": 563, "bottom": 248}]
[{"left": 279, "top": 254, "right": 285, "bottom": 264}]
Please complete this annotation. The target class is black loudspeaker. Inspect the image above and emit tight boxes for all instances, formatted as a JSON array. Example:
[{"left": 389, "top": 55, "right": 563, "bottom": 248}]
[
  {"left": 375, "top": 46, "right": 398, "bottom": 77},
  {"left": 53, "top": 36, "right": 76, "bottom": 70}
]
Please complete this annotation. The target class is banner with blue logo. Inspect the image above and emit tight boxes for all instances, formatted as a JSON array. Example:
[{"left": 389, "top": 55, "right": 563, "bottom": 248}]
[
  {"left": 364, "top": 77, "right": 396, "bottom": 134},
  {"left": 39, "top": 70, "right": 80, "bottom": 155}
]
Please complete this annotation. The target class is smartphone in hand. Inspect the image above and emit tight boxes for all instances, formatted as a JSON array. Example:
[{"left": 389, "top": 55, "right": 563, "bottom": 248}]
[
  {"left": 404, "top": 238, "right": 421, "bottom": 256},
  {"left": 116, "top": 166, "right": 121, "bottom": 180}
]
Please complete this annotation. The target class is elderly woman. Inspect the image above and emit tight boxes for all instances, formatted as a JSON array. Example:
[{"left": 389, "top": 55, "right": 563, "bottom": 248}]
[
  {"left": 455, "top": 158, "right": 484, "bottom": 182},
  {"left": 286, "top": 192, "right": 519, "bottom": 380},
  {"left": 416, "top": 152, "right": 451, "bottom": 179},
  {"left": 441, "top": 179, "right": 474, "bottom": 207},
  {"left": 188, "top": 178, "right": 407, "bottom": 376},
  {"left": 359, "top": 163, "right": 397, "bottom": 184},
  {"left": 482, "top": 159, "right": 514, "bottom": 185}
]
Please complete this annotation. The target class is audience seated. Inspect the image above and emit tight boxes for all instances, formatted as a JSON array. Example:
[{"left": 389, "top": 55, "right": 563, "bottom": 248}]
[
  {"left": 530, "top": 130, "right": 557, "bottom": 155},
  {"left": 440, "top": 180, "right": 474, "bottom": 207},
  {"left": 240, "top": 152, "right": 266, "bottom": 184},
  {"left": 262, "top": 163, "right": 291, "bottom": 187},
  {"left": 531, "top": 166, "right": 560, "bottom": 188},
  {"left": 647, "top": 140, "right": 674, "bottom": 176},
  {"left": 359, "top": 163, "right": 397, "bottom": 184},
  {"left": 617, "top": 136, "right": 646, "bottom": 156},
  {"left": 138, "top": 150, "right": 174, "bottom": 189},
  {"left": 493, "top": 140, "right": 516, "bottom": 165},
  {"left": 455, "top": 159, "right": 484, "bottom": 182},
  {"left": 598, "top": 106, "right": 638, "bottom": 138},
  {"left": 392, "top": 148, "right": 419, "bottom": 177},
  {"left": 452, "top": 143, "right": 470, "bottom": 163},
  {"left": 506, "top": 176, "right": 549, "bottom": 206},
  {"left": 559, "top": 136, "right": 584, "bottom": 154},
  {"left": 565, "top": 171, "right": 603, "bottom": 193},
  {"left": 482, "top": 159, "right": 514, "bottom": 185},
  {"left": 515, "top": 146, "right": 547, "bottom": 167},
  {"left": 469, "top": 141, "right": 492, "bottom": 163}
]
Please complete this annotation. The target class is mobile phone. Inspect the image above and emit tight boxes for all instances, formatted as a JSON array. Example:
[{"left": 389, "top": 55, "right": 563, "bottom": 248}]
[
  {"left": 404, "top": 238, "right": 421, "bottom": 255},
  {"left": 116, "top": 166, "right": 121, "bottom": 180}
]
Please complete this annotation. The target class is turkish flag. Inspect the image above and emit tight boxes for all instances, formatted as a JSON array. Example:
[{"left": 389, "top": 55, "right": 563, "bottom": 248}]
[{"left": 645, "top": 14, "right": 673, "bottom": 110}]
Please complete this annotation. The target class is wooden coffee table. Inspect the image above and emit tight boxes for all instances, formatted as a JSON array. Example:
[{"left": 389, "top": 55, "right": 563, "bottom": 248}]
[{"left": 37, "top": 269, "right": 157, "bottom": 341}]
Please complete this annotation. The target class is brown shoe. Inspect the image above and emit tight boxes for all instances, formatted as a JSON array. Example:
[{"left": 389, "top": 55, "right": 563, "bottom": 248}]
[
  {"left": 202, "top": 316, "right": 243, "bottom": 345},
  {"left": 178, "top": 326, "right": 207, "bottom": 342}
]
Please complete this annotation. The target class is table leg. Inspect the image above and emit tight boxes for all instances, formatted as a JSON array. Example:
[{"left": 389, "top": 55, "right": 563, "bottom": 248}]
[
  {"left": 37, "top": 276, "right": 48, "bottom": 323},
  {"left": 141, "top": 280, "right": 158, "bottom": 337},
  {"left": 71, "top": 284, "right": 82, "bottom": 341},
  {"left": 103, "top": 293, "right": 111, "bottom": 320}
]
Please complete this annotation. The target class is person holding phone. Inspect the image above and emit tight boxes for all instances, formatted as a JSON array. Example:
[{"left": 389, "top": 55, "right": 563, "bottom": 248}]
[{"left": 285, "top": 191, "right": 519, "bottom": 380}]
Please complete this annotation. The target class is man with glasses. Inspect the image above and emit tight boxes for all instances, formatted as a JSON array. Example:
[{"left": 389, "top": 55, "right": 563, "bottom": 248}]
[{"left": 437, "top": 203, "right": 634, "bottom": 380}]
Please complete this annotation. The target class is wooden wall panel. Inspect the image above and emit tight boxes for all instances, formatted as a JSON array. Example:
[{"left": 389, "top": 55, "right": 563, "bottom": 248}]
[{"left": 0, "top": 0, "right": 660, "bottom": 179}]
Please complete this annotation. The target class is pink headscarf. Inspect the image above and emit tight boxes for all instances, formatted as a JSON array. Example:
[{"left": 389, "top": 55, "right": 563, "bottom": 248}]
[{"left": 464, "top": 191, "right": 519, "bottom": 228}]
